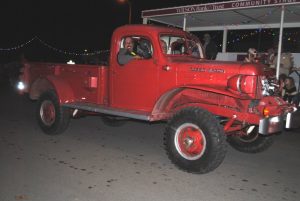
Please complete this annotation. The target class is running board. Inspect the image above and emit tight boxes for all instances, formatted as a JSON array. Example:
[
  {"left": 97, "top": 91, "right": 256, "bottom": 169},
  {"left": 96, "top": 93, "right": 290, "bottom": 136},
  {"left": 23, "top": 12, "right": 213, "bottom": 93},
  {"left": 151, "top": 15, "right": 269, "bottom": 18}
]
[{"left": 63, "top": 102, "right": 151, "bottom": 121}]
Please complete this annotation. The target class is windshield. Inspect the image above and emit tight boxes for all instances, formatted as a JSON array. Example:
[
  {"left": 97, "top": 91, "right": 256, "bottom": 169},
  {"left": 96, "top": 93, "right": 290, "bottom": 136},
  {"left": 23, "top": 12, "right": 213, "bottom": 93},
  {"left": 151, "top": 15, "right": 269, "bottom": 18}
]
[{"left": 159, "top": 34, "right": 204, "bottom": 59}]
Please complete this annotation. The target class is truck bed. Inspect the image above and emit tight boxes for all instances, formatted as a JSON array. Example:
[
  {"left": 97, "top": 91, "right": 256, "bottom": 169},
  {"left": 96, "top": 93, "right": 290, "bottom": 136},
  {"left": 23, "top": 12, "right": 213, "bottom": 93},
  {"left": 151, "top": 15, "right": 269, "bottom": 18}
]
[{"left": 22, "top": 62, "right": 109, "bottom": 105}]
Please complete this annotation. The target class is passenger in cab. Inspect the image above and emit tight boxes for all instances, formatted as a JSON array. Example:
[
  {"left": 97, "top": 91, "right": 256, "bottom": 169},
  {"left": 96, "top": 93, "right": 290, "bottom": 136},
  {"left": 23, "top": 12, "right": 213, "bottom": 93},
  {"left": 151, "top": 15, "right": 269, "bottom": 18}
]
[{"left": 160, "top": 40, "right": 168, "bottom": 54}]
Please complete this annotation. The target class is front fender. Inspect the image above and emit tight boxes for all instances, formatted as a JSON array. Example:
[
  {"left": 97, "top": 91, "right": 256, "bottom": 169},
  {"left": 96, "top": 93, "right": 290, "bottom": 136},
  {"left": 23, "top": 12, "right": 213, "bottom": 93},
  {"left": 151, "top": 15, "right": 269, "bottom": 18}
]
[
  {"left": 151, "top": 86, "right": 250, "bottom": 120},
  {"left": 186, "top": 84, "right": 250, "bottom": 99},
  {"left": 152, "top": 88, "right": 184, "bottom": 116}
]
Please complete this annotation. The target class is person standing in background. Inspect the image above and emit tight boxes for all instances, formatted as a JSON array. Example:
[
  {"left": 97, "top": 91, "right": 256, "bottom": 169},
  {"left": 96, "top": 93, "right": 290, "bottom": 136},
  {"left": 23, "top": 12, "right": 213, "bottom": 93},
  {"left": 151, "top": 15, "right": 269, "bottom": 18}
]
[
  {"left": 266, "top": 47, "right": 275, "bottom": 66},
  {"left": 203, "top": 33, "right": 218, "bottom": 60},
  {"left": 244, "top": 48, "right": 258, "bottom": 63},
  {"left": 282, "top": 77, "right": 299, "bottom": 106}
]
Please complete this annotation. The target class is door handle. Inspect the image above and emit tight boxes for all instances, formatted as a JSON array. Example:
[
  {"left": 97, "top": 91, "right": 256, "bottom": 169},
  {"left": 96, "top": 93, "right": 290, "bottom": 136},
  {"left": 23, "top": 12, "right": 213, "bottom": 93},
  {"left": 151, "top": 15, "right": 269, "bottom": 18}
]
[{"left": 162, "top": 65, "right": 171, "bottom": 71}]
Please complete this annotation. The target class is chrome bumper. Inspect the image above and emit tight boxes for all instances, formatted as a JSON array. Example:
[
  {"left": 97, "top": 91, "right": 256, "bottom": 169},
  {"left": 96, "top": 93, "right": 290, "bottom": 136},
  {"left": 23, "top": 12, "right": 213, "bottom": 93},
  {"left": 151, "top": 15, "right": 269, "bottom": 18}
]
[
  {"left": 285, "top": 108, "right": 300, "bottom": 129},
  {"left": 259, "top": 108, "right": 299, "bottom": 135}
]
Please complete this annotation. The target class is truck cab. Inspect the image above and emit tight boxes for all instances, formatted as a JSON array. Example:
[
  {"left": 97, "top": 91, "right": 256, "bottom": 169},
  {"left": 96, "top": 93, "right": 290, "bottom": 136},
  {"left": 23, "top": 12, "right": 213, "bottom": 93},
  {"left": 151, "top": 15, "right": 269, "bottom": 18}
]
[{"left": 108, "top": 25, "right": 204, "bottom": 112}]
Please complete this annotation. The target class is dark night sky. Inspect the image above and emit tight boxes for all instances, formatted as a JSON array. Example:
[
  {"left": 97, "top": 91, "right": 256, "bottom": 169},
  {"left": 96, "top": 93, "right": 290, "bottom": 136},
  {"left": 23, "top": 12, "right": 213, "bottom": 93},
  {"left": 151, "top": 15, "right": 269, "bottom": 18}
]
[
  {"left": 1, "top": 0, "right": 219, "bottom": 52},
  {"left": 1, "top": 0, "right": 299, "bottom": 63}
]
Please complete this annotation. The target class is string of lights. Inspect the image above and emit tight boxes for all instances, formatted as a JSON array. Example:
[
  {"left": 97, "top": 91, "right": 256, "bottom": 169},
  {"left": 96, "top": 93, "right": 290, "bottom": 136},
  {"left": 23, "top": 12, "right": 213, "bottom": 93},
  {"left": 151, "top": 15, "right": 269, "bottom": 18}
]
[
  {"left": 2, "top": 4, "right": 299, "bottom": 55},
  {"left": 1, "top": 28, "right": 299, "bottom": 53},
  {"left": 0, "top": 37, "right": 109, "bottom": 56},
  {"left": 35, "top": 37, "right": 109, "bottom": 56},
  {"left": 191, "top": 6, "right": 299, "bottom": 48},
  {"left": 0, "top": 37, "right": 36, "bottom": 51},
  {"left": 224, "top": 29, "right": 299, "bottom": 46}
]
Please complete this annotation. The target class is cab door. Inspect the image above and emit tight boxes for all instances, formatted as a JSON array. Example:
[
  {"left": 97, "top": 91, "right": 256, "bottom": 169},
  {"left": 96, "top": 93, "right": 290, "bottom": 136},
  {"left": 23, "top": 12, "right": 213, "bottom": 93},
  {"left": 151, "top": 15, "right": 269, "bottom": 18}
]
[{"left": 110, "top": 37, "right": 158, "bottom": 112}]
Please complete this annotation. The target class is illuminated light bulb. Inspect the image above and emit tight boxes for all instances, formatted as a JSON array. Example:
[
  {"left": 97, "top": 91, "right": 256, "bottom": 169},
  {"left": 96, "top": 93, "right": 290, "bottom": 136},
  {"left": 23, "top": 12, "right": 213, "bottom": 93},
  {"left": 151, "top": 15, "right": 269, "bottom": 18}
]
[
  {"left": 67, "top": 60, "right": 75, "bottom": 64},
  {"left": 17, "top": 81, "right": 25, "bottom": 90}
]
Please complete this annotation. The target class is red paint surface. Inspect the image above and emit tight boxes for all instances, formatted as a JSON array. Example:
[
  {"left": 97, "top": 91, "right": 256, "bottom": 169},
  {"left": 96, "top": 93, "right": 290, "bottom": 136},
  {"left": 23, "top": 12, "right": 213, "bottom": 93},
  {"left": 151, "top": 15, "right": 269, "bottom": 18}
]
[{"left": 18, "top": 25, "right": 293, "bottom": 133}]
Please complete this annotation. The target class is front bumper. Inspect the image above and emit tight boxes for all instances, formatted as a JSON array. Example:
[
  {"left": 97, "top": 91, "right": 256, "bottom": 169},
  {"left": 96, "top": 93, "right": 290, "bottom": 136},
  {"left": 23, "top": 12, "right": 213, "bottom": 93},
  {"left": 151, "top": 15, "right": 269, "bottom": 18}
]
[
  {"left": 259, "top": 108, "right": 299, "bottom": 135},
  {"left": 285, "top": 108, "right": 300, "bottom": 129}
]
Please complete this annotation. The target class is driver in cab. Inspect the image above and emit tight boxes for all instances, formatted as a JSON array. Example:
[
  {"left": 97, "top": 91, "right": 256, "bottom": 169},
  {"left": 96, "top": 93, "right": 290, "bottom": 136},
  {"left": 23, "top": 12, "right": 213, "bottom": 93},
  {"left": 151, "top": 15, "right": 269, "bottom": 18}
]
[{"left": 117, "top": 37, "right": 142, "bottom": 65}]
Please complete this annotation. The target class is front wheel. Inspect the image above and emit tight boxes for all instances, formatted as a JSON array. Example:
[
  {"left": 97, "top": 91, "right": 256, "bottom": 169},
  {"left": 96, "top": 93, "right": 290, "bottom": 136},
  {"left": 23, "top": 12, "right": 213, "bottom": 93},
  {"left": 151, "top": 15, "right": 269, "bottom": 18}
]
[
  {"left": 164, "top": 107, "right": 227, "bottom": 174},
  {"left": 227, "top": 126, "right": 273, "bottom": 153},
  {"left": 36, "top": 90, "right": 70, "bottom": 135}
]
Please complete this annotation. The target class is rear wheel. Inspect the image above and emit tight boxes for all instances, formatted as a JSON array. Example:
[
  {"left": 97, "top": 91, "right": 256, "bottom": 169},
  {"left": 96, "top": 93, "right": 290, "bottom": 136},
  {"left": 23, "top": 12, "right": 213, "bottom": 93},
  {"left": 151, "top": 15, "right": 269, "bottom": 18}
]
[
  {"left": 36, "top": 90, "right": 70, "bottom": 135},
  {"left": 164, "top": 107, "right": 227, "bottom": 174},
  {"left": 227, "top": 126, "right": 273, "bottom": 153}
]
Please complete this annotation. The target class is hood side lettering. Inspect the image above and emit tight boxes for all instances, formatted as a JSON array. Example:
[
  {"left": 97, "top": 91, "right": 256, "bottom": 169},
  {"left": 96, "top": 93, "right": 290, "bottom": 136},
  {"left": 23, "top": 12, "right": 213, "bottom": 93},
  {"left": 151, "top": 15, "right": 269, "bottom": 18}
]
[{"left": 190, "top": 67, "right": 225, "bottom": 73}]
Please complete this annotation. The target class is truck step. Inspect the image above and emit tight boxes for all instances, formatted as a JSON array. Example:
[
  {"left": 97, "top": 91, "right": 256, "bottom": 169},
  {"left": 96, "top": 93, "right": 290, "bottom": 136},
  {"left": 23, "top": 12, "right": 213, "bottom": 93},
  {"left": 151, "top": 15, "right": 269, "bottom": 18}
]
[{"left": 63, "top": 102, "right": 151, "bottom": 121}]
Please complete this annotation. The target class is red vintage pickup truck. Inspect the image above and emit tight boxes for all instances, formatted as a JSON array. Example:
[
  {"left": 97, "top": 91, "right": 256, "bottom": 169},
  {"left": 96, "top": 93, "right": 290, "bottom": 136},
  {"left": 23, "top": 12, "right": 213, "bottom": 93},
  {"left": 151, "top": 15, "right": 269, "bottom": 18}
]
[{"left": 17, "top": 24, "right": 298, "bottom": 174}]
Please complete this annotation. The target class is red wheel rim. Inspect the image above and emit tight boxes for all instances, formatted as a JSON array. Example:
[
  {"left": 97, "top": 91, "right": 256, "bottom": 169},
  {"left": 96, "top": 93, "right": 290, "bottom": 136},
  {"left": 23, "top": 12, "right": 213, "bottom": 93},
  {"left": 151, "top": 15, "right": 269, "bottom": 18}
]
[
  {"left": 175, "top": 123, "right": 206, "bottom": 160},
  {"left": 40, "top": 100, "right": 56, "bottom": 126}
]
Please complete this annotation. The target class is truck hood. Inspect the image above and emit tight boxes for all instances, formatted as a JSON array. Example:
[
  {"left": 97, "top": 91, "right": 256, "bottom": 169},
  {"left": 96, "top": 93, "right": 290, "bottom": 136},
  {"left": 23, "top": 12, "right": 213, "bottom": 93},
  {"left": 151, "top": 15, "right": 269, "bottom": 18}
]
[
  {"left": 166, "top": 57, "right": 265, "bottom": 75},
  {"left": 165, "top": 56, "right": 265, "bottom": 88}
]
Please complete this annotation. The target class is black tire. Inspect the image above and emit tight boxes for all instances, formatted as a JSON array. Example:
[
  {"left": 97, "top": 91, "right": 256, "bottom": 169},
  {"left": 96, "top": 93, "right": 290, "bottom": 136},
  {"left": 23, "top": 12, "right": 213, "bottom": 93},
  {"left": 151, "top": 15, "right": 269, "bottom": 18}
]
[
  {"left": 101, "top": 115, "right": 127, "bottom": 127},
  {"left": 227, "top": 126, "right": 273, "bottom": 153},
  {"left": 164, "top": 107, "right": 227, "bottom": 174},
  {"left": 36, "top": 90, "right": 70, "bottom": 135}
]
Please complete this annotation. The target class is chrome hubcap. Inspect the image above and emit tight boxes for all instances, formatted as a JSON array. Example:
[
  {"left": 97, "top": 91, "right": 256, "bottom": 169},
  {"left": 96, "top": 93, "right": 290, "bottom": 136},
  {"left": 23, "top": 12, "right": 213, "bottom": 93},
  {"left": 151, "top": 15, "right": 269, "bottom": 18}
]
[
  {"left": 174, "top": 123, "right": 206, "bottom": 160},
  {"left": 40, "top": 100, "right": 55, "bottom": 126}
]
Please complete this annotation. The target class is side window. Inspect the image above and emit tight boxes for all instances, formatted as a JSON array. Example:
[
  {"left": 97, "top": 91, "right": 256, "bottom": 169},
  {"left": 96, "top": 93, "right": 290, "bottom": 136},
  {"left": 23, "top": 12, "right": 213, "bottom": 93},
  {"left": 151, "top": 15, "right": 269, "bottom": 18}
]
[
  {"left": 160, "top": 36, "right": 171, "bottom": 54},
  {"left": 117, "top": 36, "right": 153, "bottom": 65},
  {"left": 160, "top": 35, "right": 187, "bottom": 55},
  {"left": 120, "top": 36, "right": 153, "bottom": 57},
  {"left": 136, "top": 38, "right": 153, "bottom": 59},
  {"left": 159, "top": 34, "right": 203, "bottom": 59},
  {"left": 171, "top": 39, "right": 185, "bottom": 55}
]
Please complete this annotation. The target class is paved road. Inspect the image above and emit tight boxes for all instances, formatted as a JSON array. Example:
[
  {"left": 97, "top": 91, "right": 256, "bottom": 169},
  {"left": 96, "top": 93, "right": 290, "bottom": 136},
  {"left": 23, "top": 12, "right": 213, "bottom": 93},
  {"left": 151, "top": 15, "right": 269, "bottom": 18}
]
[{"left": 0, "top": 80, "right": 299, "bottom": 201}]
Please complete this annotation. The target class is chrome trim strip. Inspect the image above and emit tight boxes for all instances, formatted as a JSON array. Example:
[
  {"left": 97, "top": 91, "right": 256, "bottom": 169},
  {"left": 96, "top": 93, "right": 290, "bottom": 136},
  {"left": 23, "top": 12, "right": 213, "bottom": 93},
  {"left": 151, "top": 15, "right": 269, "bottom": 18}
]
[
  {"left": 63, "top": 103, "right": 150, "bottom": 121},
  {"left": 236, "top": 75, "right": 242, "bottom": 93}
]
